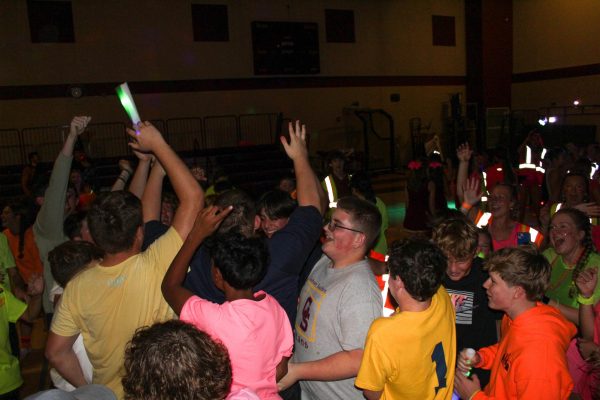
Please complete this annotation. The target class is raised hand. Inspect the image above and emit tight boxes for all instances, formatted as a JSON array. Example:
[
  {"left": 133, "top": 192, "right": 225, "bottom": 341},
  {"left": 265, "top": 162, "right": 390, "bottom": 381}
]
[
  {"left": 133, "top": 149, "right": 154, "bottom": 163},
  {"left": 576, "top": 268, "right": 598, "bottom": 298},
  {"left": 188, "top": 205, "right": 233, "bottom": 244},
  {"left": 126, "top": 121, "right": 165, "bottom": 154},
  {"left": 574, "top": 202, "right": 600, "bottom": 217},
  {"left": 456, "top": 143, "right": 472, "bottom": 163},
  {"left": 280, "top": 120, "right": 308, "bottom": 161},
  {"left": 463, "top": 177, "right": 483, "bottom": 206},
  {"left": 69, "top": 116, "right": 92, "bottom": 137}
]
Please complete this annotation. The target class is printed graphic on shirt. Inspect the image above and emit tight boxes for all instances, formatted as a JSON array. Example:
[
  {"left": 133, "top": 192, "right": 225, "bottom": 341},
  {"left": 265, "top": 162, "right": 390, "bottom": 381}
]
[
  {"left": 295, "top": 279, "right": 326, "bottom": 344},
  {"left": 446, "top": 288, "right": 474, "bottom": 325}
]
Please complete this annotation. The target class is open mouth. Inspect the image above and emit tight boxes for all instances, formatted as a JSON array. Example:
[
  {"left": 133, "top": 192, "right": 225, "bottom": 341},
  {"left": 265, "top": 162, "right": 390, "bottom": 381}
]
[{"left": 552, "top": 235, "right": 567, "bottom": 248}]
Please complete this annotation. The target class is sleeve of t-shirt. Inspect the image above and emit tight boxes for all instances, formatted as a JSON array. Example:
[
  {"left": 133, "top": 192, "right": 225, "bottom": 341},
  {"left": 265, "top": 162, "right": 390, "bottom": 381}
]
[
  {"left": 3, "top": 285, "right": 27, "bottom": 323},
  {"left": 141, "top": 226, "right": 184, "bottom": 275},
  {"left": 269, "top": 206, "right": 322, "bottom": 276},
  {"left": 142, "top": 220, "right": 170, "bottom": 251},
  {"left": 338, "top": 275, "right": 383, "bottom": 350},
  {"left": 276, "top": 302, "right": 294, "bottom": 358},
  {"left": 355, "top": 321, "right": 391, "bottom": 392},
  {"left": 180, "top": 295, "right": 220, "bottom": 334},
  {"left": 50, "top": 285, "right": 80, "bottom": 337}
]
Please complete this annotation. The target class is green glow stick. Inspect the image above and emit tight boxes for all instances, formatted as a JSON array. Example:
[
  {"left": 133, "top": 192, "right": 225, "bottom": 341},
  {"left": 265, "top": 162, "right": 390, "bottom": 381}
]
[{"left": 115, "top": 82, "right": 141, "bottom": 127}]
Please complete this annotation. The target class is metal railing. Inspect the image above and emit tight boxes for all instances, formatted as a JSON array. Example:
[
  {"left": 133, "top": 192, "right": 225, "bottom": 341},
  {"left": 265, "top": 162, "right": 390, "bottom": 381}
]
[{"left": 0, "top": 112, "right": 282, "bottom": 167}]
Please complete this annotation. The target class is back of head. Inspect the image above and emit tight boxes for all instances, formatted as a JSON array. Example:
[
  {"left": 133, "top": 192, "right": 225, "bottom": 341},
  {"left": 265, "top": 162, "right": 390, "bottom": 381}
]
[
  {"left": 87, "top": 191, "right": 143, "bottom": 254},
  {"left": 7, "top": 197, "right": 36, "bottom": 229},
  {"left": 256, "top": 190, "right": 297, "bottom": 219},
  {"left": 49, "top": 240, "right": 104, "bottom": 287},
  {"left": 349, "top": 170, "right": 376, "bottom": 204},
  {"left": 63, "top": 211, "right": 87, "bottom": 240},
  {"left": 205, "top": 232, "right": 269, "bottom": 290},
  {"left": 432, "top": 218, "right": 478, "bottom": 260},
  {"left": 123, "top": 320, "right": 232, "bottom": 400},
  {"left": 213, "top": 189, "right": 256, "bottom": 237},
  {"left": 336, "top": 196, "right": 382, "bottom": 251},
  {"left": 486, "top": 246, "right": 551, "bottom": 302},
  {"left": 388, "top": 238, "right": 447, "bottom": 302}
]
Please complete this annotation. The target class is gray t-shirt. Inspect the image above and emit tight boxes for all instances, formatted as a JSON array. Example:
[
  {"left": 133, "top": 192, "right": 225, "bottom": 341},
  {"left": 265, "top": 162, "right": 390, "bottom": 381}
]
[{"left": 293, "top": 255, "right": 383, "bottom": 399}]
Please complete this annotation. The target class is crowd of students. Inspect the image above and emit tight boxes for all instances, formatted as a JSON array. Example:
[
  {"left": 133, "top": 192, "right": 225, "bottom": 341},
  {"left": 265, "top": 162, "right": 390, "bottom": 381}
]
[{"left": 1, "top": 116, "right": 600, "bottom": 400}]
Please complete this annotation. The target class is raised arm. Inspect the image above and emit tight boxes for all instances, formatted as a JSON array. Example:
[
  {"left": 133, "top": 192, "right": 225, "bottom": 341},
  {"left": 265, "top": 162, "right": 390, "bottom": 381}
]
[
  {"left": 461, "top": 177, "right": 483, "bottom": 220},
  {"left": 110, "top": 159, "right": 134, "bottom": 192},
  {"left": 456, "top": 143, "right": 473, "bottom": 204},
  {"left": 127, "top": 122, "right": 203, "bottom": 240},
  {"left": 128, "top": 151, "right": 154, "bottom": 198},
  {"left": 281, "top": 121, "right": 326, "bottom": 215},
  {"left": 36, "top": 116, "right": 91, "bottom": 238},
  {"left": 141, "top": 161, "right": 166, "bottom": 223},
  {"left": 162, "top": 206, "right": 232, "bottom": 314}
]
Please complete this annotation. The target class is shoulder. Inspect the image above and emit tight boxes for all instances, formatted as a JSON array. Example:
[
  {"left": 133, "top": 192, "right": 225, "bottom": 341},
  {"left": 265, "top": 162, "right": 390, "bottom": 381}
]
[{"left": 586, "top": 252, "right": 600, "bottom": 265}]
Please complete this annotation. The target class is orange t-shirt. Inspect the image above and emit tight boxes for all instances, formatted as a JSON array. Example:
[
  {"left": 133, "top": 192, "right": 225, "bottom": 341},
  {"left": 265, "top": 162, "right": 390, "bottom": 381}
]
[{"left": 3, "top": 227, "right": 43, "bottom": 283}]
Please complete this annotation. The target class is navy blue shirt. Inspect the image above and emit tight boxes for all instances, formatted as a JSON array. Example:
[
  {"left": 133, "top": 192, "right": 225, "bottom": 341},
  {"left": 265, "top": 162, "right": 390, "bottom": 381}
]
[{"left": 184, "top": 205, "right": 323, "bottom": 326}]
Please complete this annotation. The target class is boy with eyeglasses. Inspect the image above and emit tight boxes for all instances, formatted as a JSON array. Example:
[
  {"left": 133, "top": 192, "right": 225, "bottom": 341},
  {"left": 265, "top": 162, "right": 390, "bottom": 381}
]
[{"left": 278, "top": 196, "right": 383, "bottom": 399}]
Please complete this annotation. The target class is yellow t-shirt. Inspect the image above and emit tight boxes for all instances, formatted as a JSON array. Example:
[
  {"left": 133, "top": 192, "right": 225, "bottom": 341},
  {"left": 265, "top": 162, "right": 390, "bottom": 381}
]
[
  {"left": 51, "top": 227, "right": 183, "bottom": 399},
  {"left": 355, "top": 286, "right": 457, "bottom": 400}
]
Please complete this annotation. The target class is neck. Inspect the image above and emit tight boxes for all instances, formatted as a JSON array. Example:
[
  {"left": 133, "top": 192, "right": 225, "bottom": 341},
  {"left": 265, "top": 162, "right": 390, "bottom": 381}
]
[
  {"left": 492, "top": 213, "right": 512, "bottom": 227},
  {"left": 563, "top": 246, "right": 584, "bottom": 266},
  {"left": 398, "top": 296, "right": 432, "bottom": 313},
  {"left": 223, "top": 286, "right": 255, "bottom": 302},
  {"left": 100, "top": 248, "right": 138, "bottom": 267},
  {"left": 330, "top": 252, "right": 364, "bottom": 269},
  {"left": 506, "top": 300, "right": 536, "bottom": 320}
]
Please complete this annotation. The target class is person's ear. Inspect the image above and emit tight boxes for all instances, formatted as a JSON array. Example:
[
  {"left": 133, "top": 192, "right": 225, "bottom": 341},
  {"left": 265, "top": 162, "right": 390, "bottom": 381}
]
[{"left": 353, "top": 232, "right": 366, "bottom": 249}]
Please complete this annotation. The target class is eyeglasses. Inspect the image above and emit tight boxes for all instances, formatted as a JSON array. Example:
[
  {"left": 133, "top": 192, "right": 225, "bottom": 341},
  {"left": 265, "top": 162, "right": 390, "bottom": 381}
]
[{"left": 327, "top": 220, "right": 363, "bottom": 234}]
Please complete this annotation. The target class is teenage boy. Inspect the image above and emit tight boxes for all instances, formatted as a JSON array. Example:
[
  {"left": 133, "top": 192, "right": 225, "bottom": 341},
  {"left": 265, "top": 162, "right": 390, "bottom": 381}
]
[
  {"left": 355, "top": 238, "right": 456, "bottom": 400},
  {"left": 455, "top": 247, "right": 577, "bottom": 400},
  {"left": 46, "top": 122, "right": 202, "bottom": 398},
  {"left": 278, "top": 196, "right": 383, "bottom": 399},
  {"left": 432, "top": 218, "right": 502, "bottom": 387}
]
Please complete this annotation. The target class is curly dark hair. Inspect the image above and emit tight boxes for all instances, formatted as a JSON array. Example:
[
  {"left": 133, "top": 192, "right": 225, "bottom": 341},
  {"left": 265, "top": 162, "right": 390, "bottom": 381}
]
[
  {"left": 205, "top": 232, "right": 269, "bottom": 290},
  {"left": 387, "top": 238, "right": 447, "bottom": 302},
  {"left": 122, "top": 320, "right": 232, "bottom": 400},
  {"left": 49, "top": 240, "right": 104, "bottom": 287},
  {"left": 87, "top": 191, "right": 143, "bottom": 254}
]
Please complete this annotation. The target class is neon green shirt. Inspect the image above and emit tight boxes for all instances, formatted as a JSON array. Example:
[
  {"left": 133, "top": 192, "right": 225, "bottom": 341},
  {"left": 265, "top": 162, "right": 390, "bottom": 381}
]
[{"left": 0, "top": 284, "right": 27, "bottom": 394}]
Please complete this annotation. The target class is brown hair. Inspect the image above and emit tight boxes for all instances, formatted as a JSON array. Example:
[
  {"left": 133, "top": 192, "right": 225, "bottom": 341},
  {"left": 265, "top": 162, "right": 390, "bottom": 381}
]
[
  {"left": 336, "top": 196, "right": 382, "bottom": 251},
  {"left": 486, "top": 246, "right": 551, "bottom": 301},
  {"left": 432, "top": 218, "right": 478, "bottom": 260},
  {"left": 123, "top": 320, "right": 232, "bottom": 400}
]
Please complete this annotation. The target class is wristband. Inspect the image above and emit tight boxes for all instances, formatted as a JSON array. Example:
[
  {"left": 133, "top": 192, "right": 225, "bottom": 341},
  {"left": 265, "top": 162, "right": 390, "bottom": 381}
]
[
  {"left": 468, "top": 390, "right": 481, "bottom": 400},
  {"left": 461, "top": 202, "right": 473, "bottom": 211},
  {"left": 577, "top": 294, "right": 596, "bottom": 305}
]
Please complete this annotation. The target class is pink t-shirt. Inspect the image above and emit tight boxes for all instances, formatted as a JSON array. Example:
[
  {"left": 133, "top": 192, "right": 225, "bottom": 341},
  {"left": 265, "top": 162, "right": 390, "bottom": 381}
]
[{"left": 181, "top": 291, "right": 293, "bottom": 400}]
